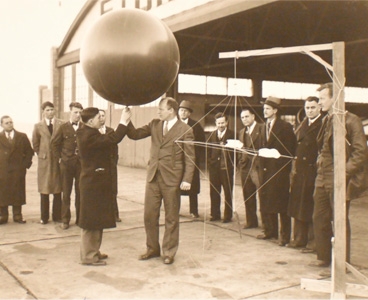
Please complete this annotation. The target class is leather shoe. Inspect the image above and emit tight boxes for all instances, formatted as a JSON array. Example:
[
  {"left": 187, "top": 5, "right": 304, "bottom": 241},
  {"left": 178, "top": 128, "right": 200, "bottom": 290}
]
[
  {"left": 81, "top": 260, "right": 106, "bottom": 266},
  {"left": 308, "top": 260, "right": 330, "bottom": 268},
  {"left": 40, "top": 220, "right": 48, "bottom": 225},
  {"left": 190, "top": 213, "right": 199, "bottom": 218},
  {"left": 163, "top": 256, "right": 174, "bottom": 265},
  {"left": 256, "top": 234, "right": 275, "bottom": 240},
  {"left": 278, "top": 240, "right": 289, "bottom": 247},
  {"left": 221, "top": 219, "right": 231, "bottom": 223},
  {"left": 14, "top": 219, "right": 26, "bottom": 224},
  {"left": 61, "top": 223, "right": 69, "bottom": 230},
  {"left": 139, "top": 252, "right": 160, "bottom": 261},
  {"left": 287, "top": 241, "right": 305, "bottom": 248},
  {"left": 115, "top": 217, "right": 122, "bottom": 222},
  {"left": 243, "top": 224, "right": 257, "bottom": 229},
  {"left": 301, "top": 248, "right": 316, "bottom": 254},
  {"left": 209, "top": 216, "right": 220, "bottom": 222},
  {"left": 98, "top": 253, "right": 108, "bottom": 260}
]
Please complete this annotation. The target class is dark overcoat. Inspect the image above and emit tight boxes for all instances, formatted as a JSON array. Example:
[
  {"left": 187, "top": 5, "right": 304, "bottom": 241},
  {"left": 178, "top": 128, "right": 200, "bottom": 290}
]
[
  {"left": 76, "top": 124, "right": 127, "bottom": 230},
  {"left": 316, "top": 112, "right": 368, "bottom": 201},
  {"left": 259, "top": 118, "right": 296, "bottom": 214},
  {"left": 288, "top": 115, "right": 323, "bottom": 221},
  {"left": 181, "top": 118, "right": 205, "bottom": 195},
  {"left": 32, "top": 118, "right": 64, "bottom": 194},
  {"left": 106, "top": 126, "right": 119, "bottom": 195},
  {"left": 0, "top": 130, "right": 34, "bottom": 206}
]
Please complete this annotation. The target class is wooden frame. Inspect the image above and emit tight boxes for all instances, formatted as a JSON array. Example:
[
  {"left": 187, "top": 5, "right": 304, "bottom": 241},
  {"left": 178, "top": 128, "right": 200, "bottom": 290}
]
[{"left": 219, "top": 42, "right": 368, "bottom": 299}]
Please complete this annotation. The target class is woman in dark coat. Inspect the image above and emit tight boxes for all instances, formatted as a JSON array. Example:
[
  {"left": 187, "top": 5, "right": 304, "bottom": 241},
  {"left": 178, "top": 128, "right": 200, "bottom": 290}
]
[{"left": 76, "top": 107, "right": 128, "bottom": 266}]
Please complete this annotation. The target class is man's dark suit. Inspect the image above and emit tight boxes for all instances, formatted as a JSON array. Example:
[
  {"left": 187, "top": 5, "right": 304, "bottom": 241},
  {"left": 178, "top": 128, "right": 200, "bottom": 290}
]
[
  {"left": 180, "top": 118, "right": 205, "bottom": 216},
  {"left": 207, "top": 128, "right": 235, "bottom": 221},
  {"left": 288, "top": 115, "right": 322, "bottom": 247},
  {"left": 127, "top": 119, "right": 195, "bottom": 258},
  {"left": 0, "top": 130, "right": 33, "bottom": 222},
  {"left": 51, "top": 122, "right": 82, "bottom": 225},
  {"left": 259, "top": 118, "right": 296, "bottom": 243},
  {"left": 238, "top": 122, "right": 264, "bottom": 228}
]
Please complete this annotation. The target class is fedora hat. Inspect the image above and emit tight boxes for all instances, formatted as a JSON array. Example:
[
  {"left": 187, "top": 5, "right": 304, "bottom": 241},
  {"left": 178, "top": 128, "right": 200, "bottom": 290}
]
[
  {"left": 179, "top": 100, "right": 193, "bottom": 112},
  {"left": 262, "top": 96, "right": 281, "bottom": 109}
]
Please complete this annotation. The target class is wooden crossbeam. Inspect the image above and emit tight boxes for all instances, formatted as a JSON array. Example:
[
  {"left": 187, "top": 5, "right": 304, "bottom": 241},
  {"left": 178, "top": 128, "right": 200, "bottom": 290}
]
[
  {"left": 301, "top": 279, "right": 368, "bottom": 298},
  {"left": 219, "top": 43, "right": 333, "bottom": 59}
]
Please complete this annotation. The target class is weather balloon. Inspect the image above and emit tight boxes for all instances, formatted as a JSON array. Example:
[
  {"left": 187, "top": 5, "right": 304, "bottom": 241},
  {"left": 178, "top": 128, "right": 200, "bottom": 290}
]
[{"left": 80, "top": 8, "right": 180, "bottom": 106}]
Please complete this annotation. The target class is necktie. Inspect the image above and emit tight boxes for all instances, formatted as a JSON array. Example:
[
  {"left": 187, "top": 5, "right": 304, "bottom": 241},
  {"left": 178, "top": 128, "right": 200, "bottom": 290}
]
[
  {"left": 72, "top": 122, "right": 78, "bottom": 126},
  {"left": 267, "top": 122, "right": 271, "bottom": 140},
  {"left": 163, "top": 122, "right": 168, "bottom": 136},
  {"left": 99, "top": 127, "right": 105, "bottom": 134},
  {"left": 48, "top": 120, "right": 53, "bottom": 135},
  {"left": 7, "top": 132, "right": 12, "bottom": 144}
]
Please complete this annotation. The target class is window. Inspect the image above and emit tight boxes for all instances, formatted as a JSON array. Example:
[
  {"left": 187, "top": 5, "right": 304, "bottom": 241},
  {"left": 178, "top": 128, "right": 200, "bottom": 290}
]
[{"left": 63, "top": 65, "right": 72, "bottom": 112}]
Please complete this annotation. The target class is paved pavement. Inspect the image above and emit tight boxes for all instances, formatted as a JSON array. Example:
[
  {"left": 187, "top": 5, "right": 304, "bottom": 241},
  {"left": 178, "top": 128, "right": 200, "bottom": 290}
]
[{"left": 1, "top": 158, "right": 368, "bottom": 299}]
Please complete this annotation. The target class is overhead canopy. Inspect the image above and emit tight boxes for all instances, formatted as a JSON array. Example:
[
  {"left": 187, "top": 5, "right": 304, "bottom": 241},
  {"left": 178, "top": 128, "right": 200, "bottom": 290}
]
[{"left": 174, "top": 0, "right": 368, "bottom": 88}]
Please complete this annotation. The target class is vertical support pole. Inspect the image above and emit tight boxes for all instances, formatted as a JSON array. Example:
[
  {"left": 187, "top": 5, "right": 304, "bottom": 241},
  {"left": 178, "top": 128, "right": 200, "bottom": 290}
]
[{"left": 331, "top": 41, "right": 346, "bottom": 299}]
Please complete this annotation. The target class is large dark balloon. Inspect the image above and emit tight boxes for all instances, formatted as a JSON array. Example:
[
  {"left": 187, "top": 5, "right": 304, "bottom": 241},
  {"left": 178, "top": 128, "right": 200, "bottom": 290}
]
[{"left": 80, "top": 8, "right": 180, "bottom": 106}]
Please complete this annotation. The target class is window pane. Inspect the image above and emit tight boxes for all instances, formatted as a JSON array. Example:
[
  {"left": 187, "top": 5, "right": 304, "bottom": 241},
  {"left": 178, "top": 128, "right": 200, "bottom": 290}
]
[
  {"left": 228, "top": 78, "right": 252, "bottom": 96},
  {"left": 75, "top": 63, "right": 89, "bottom": 108},
  {"left": 178, "top": 74, "right": 206, "bottom": 94},
  {"left": 206, "top": 76, "right": 227, "bottom": 95},
  {"left": 63, "top": 65, "right": 72, "bottom": 112}
]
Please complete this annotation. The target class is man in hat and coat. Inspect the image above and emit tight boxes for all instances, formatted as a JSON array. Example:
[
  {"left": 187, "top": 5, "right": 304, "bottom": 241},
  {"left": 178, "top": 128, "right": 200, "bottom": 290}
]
[
  {"left": 76, "top": 107, "right": 128, "bottom": 266},
  {"left": 287, "top": 96, "right": 323, "bottom": 249},
  {"left": 0, "top": 116, "right": 33, "bottom": 224},
  {"left": 258, "top": 96, "right": 296, "bottom": 246},
  {"left": 178, "top": 100, "right": 205, "bottom": 218}
]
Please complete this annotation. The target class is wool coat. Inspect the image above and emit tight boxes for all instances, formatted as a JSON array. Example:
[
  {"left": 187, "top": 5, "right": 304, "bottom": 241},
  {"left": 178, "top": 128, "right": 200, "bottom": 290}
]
[
  {"left": 76, "top": 124, "right": 127, "bottom": 230},
  {"left": 32, "top": 118, "right": 64, "bottom": 194},
  {"left": 288, "top": 115, "right": 323, "bottom": 221},
  {"left": 259, "top": 118, "right": 296, "bottom": 214},
  {"left": 315, "top": 112, "right": 368, "bottom": 201},
  {"left": 0, "top": 130, "right": 34, "bottom": 206}
]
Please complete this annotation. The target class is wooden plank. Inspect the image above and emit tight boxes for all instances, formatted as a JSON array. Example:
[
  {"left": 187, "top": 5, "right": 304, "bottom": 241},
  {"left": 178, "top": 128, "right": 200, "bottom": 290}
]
[
  {"left": 332, "top": 41, "right": 346, "bottom": 299},
  {"left": 346, "top": 263, "right": 368, "bottom": 286},
  {"left": 301, "top": 279, "right": 368, "bottom": 298},
  {"left": 219, "top": 43, "right": 333, "bottom": 59}
]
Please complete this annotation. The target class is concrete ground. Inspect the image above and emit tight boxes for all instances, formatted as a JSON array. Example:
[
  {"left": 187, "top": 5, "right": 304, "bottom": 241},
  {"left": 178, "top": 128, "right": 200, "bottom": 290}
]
[{"left": 1, "top": 158, "right": 368, "bottom": 299}]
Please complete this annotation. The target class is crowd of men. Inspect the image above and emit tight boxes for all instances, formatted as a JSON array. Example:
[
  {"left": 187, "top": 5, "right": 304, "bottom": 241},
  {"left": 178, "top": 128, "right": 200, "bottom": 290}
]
[{"left": 0, "top": 82, "right": 367, "bottom": 268}]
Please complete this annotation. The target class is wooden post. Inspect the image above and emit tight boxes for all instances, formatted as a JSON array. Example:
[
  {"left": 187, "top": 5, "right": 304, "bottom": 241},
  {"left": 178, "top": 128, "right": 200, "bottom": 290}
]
[{"left": 331, "top": 41, "right": 346, "bottom": 299}]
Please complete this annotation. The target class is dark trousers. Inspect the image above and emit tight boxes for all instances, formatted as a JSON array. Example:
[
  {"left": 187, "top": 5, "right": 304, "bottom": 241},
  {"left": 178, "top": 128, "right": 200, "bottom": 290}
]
[
  {"left": 60, "top": 160, "right": 81, "bottom": 224},
  {"left": 241, "top": 169, "right": 259, "bottom": 227},
  {"left": 0, "top": 205, "right": 22, "bottom": 222},
  {"left": 210, "top": 169, "right": 233, "bottom": 220},
  {"left": 40, "top": 193, "right": 62, "bottom": 222},
  {"left": 144, "top": 172, "right": 180, "bottom": 258},
  {"left": 189, "top": 193, "right": 198, "bottom": 215},
  {"left": 292, "top": 218, "right": 314, "bottom": 248},
  {"left": 313, "top": 186, "right": 351, "bottom": 263},
  {"left": 80, "top": 229, "right": 103, "bottom": 264},
  {"left": 262, "top": 212, "right": 291, "bottom": 243}
]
